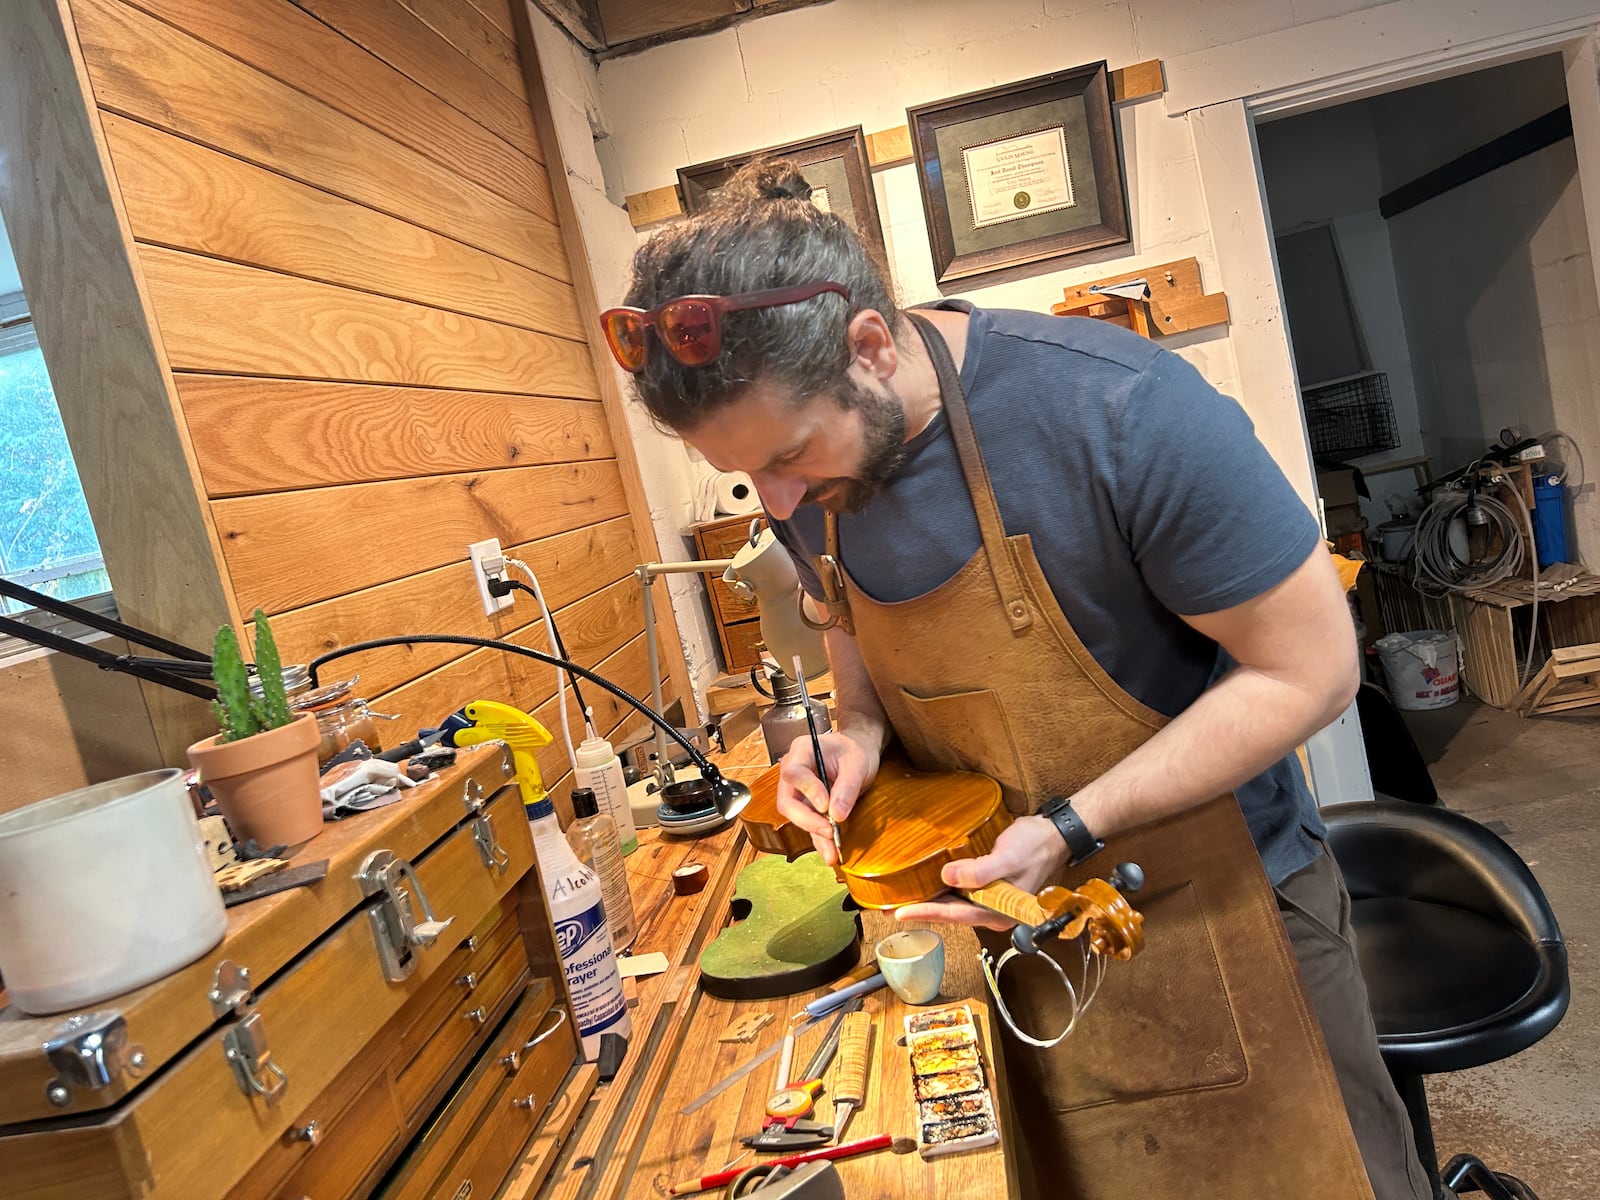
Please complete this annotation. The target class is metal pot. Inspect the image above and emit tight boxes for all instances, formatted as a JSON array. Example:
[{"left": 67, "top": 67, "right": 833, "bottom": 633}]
[{"left": 0, "top": 769, "right": 227, "bottom": 1014}]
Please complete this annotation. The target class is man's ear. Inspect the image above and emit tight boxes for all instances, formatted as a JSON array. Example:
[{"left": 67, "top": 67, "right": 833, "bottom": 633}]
[{"left": 845, "top": 309, "right": 898, "bottom": 381}]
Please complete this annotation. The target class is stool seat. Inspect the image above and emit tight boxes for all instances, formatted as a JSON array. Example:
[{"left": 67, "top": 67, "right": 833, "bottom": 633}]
[
  {"left": 1324, "top": 801, "right": 1569, "bottom": 1199},
  {"left": 1351, "top": 897, "right": 1545, "bottom": 1070}
]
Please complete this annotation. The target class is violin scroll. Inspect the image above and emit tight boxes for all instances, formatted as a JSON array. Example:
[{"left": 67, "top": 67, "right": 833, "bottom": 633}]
[{"left": 1010, "top": 863, "right": 1146, "bottom": 960}]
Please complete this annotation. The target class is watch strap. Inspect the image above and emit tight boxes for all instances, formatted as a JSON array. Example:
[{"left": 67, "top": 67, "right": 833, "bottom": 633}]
[{"left": 1042, "top": 796, "right": 1104, "bottom": 866}]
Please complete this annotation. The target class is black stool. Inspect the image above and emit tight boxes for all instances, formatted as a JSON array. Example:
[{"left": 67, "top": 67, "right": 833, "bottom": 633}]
[{"left": 1323, "top": 801, "right": 1569, "bottom": 1200}]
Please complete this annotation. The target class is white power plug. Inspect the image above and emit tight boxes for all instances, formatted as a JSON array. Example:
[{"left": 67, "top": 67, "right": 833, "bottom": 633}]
[{"left": 468, "top": 538, "right": 514, "bottom": 617}]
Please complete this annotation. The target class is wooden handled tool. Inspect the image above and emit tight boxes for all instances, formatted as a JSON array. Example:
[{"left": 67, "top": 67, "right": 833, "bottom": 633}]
[{"left": 830, "top": 1009, "right": 872, "bottom": 1145}]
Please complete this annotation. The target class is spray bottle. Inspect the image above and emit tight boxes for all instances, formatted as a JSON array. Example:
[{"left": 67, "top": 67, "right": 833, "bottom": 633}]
[
  {"left": 573, "top": 714, "right": 637, "bottom": 854},
  {"left": 527, "top": 794, "right": 631, "bottom": 1061}
]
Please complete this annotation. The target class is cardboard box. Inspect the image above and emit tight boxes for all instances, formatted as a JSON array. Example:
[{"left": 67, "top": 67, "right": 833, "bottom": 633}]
[{"left": 1317, "top": 467, "right": 1361, "bottom": 509}]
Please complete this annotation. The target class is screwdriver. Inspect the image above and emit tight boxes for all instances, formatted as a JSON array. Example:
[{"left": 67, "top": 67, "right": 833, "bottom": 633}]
[{"left": 830, "top": 1010, "right": 873, "bottom": 1144}]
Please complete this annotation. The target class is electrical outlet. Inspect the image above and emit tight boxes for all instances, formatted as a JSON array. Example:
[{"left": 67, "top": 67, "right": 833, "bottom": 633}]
[{"left": 468, "top": 538, "right": 513, "bottom": 618}]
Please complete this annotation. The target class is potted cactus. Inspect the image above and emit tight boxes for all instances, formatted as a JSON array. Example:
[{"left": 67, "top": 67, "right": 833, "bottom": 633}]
[{"left": 187, "top": 610, "right": 323, "bottom": 846}]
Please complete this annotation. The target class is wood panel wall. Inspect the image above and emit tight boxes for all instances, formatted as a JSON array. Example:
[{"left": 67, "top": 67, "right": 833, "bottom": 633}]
[{"left": 25, "top": 0, "right": 681, "bottom": 810}]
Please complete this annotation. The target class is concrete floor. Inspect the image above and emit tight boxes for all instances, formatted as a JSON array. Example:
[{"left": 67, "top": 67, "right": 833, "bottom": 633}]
[{"left": 1399, "top": 700, "right": 1599, "bottom": 1199}]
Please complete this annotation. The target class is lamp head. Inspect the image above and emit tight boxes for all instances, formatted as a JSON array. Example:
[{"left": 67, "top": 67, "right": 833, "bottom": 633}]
[{"left": 724, "top": 529, "right": 828, "bottom": 679}]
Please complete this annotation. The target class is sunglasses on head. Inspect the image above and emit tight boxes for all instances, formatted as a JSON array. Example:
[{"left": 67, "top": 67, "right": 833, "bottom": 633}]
[{"left": 599, "top": 281, "right": 850, "bottom": 374}]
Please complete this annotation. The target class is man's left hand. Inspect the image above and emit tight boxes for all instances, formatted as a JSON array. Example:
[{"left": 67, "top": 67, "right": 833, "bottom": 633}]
[{"left": 892, "top": 815, "right": 1066, "bottom": 931}]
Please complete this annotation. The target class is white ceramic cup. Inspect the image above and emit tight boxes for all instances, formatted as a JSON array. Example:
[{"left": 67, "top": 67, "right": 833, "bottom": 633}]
[{"left": 875, "top": 929, "right": 945, "bottom": 1005}]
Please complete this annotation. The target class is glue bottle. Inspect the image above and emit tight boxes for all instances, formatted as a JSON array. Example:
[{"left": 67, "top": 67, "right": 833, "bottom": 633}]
[
  {"left": 566, "top": 787, "right": 637, "bottom": 950},
  {"left": 574, "top": 723, "right": 638, "bottom": 855},
  {"left": 527, "top": 794, "right": 631, "bottom": 1061}
]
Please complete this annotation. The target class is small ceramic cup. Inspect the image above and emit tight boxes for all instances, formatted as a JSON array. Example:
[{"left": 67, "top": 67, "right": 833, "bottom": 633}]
[{"left": 875, "top": 929, "right": 945, "bottom": 1005}]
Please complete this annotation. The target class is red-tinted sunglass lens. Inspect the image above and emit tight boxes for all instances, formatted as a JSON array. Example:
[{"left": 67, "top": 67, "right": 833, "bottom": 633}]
[
  {"left": 602, "top": 312, "right": 649, "bottom": 372},
  {"left": 656, "top": 299, "right": 719, "bottom": 367}
]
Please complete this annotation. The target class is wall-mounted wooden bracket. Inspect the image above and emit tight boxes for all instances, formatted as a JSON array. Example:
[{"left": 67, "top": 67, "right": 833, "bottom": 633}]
[
  {"left": 1050, "top": 257, "right": 1229, "bottom": 338},
  {"left": 624, "top": 60, "right": 1165, "bottom": 228}
]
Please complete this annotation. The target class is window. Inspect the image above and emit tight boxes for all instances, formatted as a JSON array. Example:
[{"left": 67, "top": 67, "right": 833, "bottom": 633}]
[{"left": 1, "top": 218, "right": 112, "bottom": 652}]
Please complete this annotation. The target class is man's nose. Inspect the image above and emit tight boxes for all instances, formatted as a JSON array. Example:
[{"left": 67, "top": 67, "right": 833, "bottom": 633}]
[{"left": 753, "top": 473, "right": 806, "bottom": 520}]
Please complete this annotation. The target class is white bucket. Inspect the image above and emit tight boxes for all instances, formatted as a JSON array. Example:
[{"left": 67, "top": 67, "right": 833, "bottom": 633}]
[
  {"left": 0, "top": 769, "right": 227, "bottom": 1015},
  {"left": 1375, "top": 630, "right": 1461, "bottom": 711}
]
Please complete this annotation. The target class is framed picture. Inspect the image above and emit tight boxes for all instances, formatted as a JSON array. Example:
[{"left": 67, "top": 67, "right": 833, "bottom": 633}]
[
  {"left": 907, "top": 63, "right": 1130, "bottom": 286},
  {"left": 677, "top": 126, "right": 887, "bottom": 264}
]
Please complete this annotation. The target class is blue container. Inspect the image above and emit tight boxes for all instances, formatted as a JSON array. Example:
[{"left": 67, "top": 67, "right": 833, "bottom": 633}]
[{"left": 1532, "top": 475, "right": 1569, "bottom": 567}]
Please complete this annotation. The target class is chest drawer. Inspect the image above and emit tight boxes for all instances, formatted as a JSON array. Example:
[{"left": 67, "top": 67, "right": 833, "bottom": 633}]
[
  {"left": 375, "top": 983, "right": 572, "bottom": 1200},
  {"left": 695, "top": 517, "right": 765, "bottom": 626},
  {"left": 225, "top": 894, "right": 530, "bottom": 1200}
]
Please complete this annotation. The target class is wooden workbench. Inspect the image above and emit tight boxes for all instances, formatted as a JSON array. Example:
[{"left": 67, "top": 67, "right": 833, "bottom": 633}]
[{"left": 509, "top": 737, "right": 1017, "bottom": 1200}]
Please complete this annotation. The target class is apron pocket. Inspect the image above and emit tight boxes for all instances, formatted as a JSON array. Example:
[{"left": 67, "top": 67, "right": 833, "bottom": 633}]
[
  {"left": 897, "top": 686, "right": 1029, "bottom": 805},
  {"left": 988, "top": 882, "right": 1248, "bottom": 1112}
]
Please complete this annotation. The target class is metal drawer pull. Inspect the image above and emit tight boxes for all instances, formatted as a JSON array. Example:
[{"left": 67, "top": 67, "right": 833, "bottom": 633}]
[
  {"left": 523, "top": 1007, "right": 569, "bottom": 1049},
  {"left": 464, "top": 935, "right": 479, "bottom": 953},
  {"left": 499, "top": 1049, "right": 522, "bottom": 1073},
  {"left": 513, "top": 1093, "right": 539, "bottom": 1111},
  {"left": 463, "top": 1006, "right": 488, "bottom": 1026},
  {"left": 458, "top": 972, "right": 479, "bottom": 992},
  {"left": 288, "top": 1120, "right": 322, "bottom": 1147}
]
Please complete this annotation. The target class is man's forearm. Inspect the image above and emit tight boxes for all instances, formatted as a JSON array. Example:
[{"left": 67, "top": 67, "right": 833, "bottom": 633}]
[{"left": 1069, "top": 664, "right": 1352, "bottom": 840}]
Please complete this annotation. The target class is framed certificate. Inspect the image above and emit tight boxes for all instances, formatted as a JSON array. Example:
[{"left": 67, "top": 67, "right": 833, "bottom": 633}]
[
  {"left": 907, "top": 64, "right": 1130, "bottom": 286},
  {"left": 677, "top": 127, "right": 887, "bottom": 265}
]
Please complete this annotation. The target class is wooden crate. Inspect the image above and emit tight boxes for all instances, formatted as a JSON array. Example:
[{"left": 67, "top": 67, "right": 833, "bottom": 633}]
[{"left": 1371, "top": 565, "right": 1600, "bottom": 708}]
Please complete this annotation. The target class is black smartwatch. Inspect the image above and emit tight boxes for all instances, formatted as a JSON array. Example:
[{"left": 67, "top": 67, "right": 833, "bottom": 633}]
[{"left": 1039, "top": 795, "right": 1104, "bottom": 866}]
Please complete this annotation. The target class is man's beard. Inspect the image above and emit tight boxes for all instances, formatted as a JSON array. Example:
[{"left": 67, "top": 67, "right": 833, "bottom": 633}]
[{"left": 803, "top": 379, "right": 909, "bottom": 514}]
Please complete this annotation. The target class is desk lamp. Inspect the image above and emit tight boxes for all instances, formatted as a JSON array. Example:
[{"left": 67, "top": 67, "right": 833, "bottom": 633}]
[{"left": 634, "top": 520, "right": 826, "bottom": 795}]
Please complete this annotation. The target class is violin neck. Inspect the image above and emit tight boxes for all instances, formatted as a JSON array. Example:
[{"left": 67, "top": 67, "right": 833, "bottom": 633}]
[{"left": 962, "top": 881, "right": 1050, "bottom": 928}]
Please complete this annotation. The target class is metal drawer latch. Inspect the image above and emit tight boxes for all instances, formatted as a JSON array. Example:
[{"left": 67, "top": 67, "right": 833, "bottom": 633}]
[
  {"left": 210, "top": 960, "right": 288, "bottom": 1107},
  {"left": 358, "top": 849, "right": 456, "bottom": 982},
  {"left": 42, "top": 1011, "right": 145, "bottom": 1109},
  {"left": 464, "top": 778, "right": 510, "bottom": 875}
]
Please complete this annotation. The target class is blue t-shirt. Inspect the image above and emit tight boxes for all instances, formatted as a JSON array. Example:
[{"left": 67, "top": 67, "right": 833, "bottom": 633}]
[{"left": 770, "top": 302, "right": 1326, "bottom": 885}]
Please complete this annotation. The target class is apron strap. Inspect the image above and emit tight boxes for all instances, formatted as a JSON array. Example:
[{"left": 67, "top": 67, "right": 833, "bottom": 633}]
[{"left": 905, "top": 311, "right": 1033, "bottom": 632}]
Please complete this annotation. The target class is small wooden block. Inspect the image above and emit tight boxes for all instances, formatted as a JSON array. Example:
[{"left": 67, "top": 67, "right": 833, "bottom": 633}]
[
  {"left": 866, "top": 125, "right": 913, "bottom": 169},
  {"left": 717, "top": 1011, "right": 775, "bottom": 1044},
  {"left": 1111, "top": 59, "right": 1165, "bottom": 103},
  {"left": 622, "top": 975, "right": 640, "bottom": 1009},
  {"left": 198, "top": 815, "right": 234, "bottom": 872},
  {"left": 625, "top": 183, "right": 685, "bottom": 228},
  {"left": 214, "top": 858, "right": 287, "bottom": 892}
]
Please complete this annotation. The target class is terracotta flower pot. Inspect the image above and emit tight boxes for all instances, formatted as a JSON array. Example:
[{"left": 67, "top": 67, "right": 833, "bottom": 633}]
[{"left": 188, "top": 714, "right": 323, "bottom": 847}]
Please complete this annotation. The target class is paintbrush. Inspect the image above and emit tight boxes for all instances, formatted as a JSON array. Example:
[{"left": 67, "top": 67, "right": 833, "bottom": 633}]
[
  {"left": 793, "top": 654, "right": 841, "bottom": 860},
  {"left": 668, "top": 1134, "right": 918, "bottom": 1195}
]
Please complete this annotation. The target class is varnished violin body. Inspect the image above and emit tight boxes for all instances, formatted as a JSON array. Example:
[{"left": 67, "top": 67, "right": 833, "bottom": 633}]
[{"left": 739, "top": 756, "right": 1144, "bottom": 960}]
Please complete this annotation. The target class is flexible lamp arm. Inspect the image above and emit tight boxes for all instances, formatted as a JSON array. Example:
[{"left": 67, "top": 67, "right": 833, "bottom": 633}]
[{"left": 306, "top": 633, "right": 717, "bottom": 780}]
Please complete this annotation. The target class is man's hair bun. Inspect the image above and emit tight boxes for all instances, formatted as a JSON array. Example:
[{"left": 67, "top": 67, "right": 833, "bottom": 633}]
[{"left": 719, "top": 158, "right": 814, "bottom": 207}]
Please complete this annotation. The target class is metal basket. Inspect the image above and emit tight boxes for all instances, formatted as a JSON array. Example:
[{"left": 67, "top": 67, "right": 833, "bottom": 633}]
[{"left": 1303, "top": 372, "right": 1399, "bottom": 462}]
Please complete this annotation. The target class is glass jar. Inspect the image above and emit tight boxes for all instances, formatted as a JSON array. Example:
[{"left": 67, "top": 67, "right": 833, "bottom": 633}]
[
  {"left": 290, "top": 677, "right": 394, "bottom": 765},
  {"left": 308, "top": 697, "right": 384, "bottom": 765}
]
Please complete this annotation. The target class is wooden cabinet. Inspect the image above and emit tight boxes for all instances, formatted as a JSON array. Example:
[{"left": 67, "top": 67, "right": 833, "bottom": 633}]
[
  {"left": 692, "top": 514, "right": 767, "bottom": 673},
  {"left": 0, "top": 746, "right": 590, "bottom": 1200}
]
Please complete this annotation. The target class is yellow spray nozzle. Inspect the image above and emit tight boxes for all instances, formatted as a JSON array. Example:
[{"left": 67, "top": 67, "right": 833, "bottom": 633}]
[{"left": 454, "top": 700, "right": 555, "bottom": 808}]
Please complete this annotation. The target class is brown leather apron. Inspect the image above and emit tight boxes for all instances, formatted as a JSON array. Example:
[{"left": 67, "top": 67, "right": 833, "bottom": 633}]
[{"left": 815, "top": 313, "right": 1375, "bottom": 1198}]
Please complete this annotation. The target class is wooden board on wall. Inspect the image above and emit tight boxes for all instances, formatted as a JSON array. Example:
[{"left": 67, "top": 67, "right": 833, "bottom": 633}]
[
  {"left": 270, "top": 534, "right": 643, "bottom": 698},
  {"left": 178, "top": 376, "right": 612, "bottom": 496},
  {"left": 139, "top": 248, "right": 597, "bottom": 397},
  {"left": 118, "top": 0, "right": 551, "bottom": 214},
  {"left": 73, "top": 0, "right": 568, "bottom": 276},
  {"left": 292, "top": 0, "right": 544, "bottom": 160},
  {"left": 214, "top": 461, "right": 629, "bottom": 613},
  {"left": 100, "top": 118, "right": 584, "bottom": 340},
  {"left": 395, "top": 0, "right": 526, "bottom": 96}
]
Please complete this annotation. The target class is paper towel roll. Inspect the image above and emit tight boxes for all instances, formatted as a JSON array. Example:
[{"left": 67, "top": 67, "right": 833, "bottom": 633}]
[{"left": 713, "top": 472, "right": 761, "bottom": 516}]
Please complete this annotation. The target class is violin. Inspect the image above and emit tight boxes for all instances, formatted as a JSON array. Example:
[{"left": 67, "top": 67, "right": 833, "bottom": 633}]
[{"left": 739, "top": 756, "right": 1144, "bottom": 960}]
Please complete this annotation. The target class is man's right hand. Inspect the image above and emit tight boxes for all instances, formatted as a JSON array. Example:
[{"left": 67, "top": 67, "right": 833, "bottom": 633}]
[{"left": 774, "top": 727, "right": 881, "bottom": 866}]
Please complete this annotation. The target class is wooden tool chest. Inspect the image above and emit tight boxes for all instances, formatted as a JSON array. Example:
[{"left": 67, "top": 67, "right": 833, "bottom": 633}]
[{"left": 0, "top": 745, "right": 587, "bottom": 1199}]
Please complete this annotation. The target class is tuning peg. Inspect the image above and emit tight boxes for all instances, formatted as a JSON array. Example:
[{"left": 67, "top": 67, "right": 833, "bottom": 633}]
[{"left": 1109, "top": 862, "right": 1144, "bottom": 893}]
